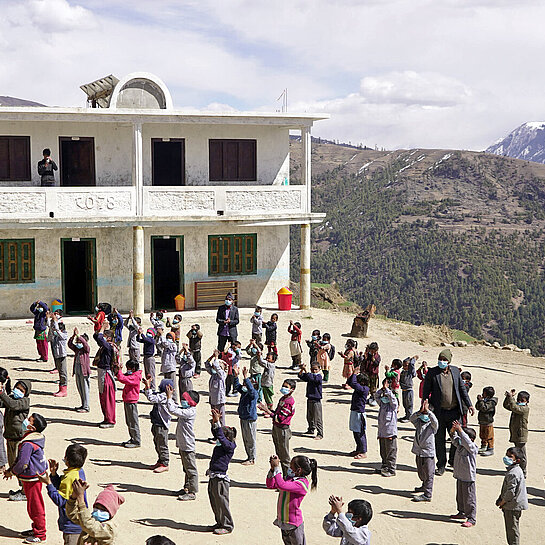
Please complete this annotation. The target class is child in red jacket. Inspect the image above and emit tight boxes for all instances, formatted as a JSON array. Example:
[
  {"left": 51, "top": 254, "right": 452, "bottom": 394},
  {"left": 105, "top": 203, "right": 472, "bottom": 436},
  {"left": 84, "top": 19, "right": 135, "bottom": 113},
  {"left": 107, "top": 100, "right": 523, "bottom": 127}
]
[
  {"left": 5, "top": 413, "right": 48, "bottom": 544},
  {"left": 115, "top": 360, "right": 142, "bottom": 448}
]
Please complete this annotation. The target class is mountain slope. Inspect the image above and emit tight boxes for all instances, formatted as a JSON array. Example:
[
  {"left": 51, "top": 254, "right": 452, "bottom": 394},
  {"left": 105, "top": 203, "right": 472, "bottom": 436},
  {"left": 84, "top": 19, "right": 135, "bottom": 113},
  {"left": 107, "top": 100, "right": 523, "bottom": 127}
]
[
  {"left": 0, "top": 96, "right": 46, "bottom": 107},
  {"left": 486, "top": 122, "right": 545, "bottom": 164},
  {"left": 290, "top": 141, "right": 545, "bottom": 355}
]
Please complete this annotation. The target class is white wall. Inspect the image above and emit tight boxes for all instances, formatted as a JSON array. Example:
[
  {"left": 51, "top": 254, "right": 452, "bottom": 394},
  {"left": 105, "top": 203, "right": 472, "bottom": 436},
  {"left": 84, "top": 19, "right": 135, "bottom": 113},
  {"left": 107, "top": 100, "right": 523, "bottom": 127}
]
[
  {"left": 0, "top": 120, "right": 290, "bottom": 188},
  {"left": 0, "top": 223, "right": 290, "bottom": 317}
]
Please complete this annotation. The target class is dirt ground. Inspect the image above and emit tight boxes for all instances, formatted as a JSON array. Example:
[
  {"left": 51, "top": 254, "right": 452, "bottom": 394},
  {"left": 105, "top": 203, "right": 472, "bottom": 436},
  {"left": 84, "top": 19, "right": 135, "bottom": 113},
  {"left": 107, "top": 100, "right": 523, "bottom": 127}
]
[{"left": 0, "top": 308, "right": 543, "bottom": 545}]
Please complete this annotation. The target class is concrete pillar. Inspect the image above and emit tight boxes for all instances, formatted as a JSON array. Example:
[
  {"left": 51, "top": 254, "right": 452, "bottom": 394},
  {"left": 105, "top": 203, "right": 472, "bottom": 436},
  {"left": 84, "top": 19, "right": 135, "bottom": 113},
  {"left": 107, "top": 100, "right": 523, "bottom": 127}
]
[
  {"left": 133, "top": 122, "right": 143, "bottom": 216},
  {"left": 133, "top": 225, "right": 145, "bottom": 317},
  {"left": 301, "top": 126, "right": 312, "bottom": 212},
  {"left": 300, "top": 223, "right": 311, "bottom": 309}
]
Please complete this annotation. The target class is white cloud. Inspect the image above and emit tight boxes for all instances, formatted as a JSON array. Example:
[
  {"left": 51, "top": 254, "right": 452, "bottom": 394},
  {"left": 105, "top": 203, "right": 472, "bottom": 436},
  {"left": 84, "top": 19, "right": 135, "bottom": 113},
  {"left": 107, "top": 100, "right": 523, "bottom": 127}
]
[{"left": 26, "top": 0, "right": 95, "bottom": 31}]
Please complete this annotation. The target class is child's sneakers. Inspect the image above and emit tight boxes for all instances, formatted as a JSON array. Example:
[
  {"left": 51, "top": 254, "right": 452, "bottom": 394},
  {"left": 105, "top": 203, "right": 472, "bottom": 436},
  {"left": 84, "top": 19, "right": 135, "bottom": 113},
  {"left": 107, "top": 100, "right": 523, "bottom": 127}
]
[
  {"left": 481, "top": 448, "right": 494, "bottom": 457},
  {"left": 178, "top": 492, "right": 196, "bottom": 501},
  {"left": 478, "top": 445, "right": 488, "bottom": 454},
  {"left": 8, "top": 489, "right": 26, "bottom": 501},
  {"left": 23, "top": 537, "right": 46, "bottom": 543}
]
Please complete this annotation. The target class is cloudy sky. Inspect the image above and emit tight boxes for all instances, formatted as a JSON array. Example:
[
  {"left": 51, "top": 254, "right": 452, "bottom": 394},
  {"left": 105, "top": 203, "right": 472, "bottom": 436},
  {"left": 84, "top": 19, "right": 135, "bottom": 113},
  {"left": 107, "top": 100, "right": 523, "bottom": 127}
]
[{"left": 2, "top": 0, "right": 544, "bottom": 150}]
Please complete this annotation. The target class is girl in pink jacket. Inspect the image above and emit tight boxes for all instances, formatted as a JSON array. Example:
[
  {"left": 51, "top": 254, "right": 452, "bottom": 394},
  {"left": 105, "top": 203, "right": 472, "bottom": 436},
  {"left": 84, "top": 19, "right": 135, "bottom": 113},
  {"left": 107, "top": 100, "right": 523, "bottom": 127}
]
[
  {"left": 115, "top": 360, "right": 142, "bottom": 448},
  {"left": 266, "top": 454, "right": 318, "bottom": 545}
]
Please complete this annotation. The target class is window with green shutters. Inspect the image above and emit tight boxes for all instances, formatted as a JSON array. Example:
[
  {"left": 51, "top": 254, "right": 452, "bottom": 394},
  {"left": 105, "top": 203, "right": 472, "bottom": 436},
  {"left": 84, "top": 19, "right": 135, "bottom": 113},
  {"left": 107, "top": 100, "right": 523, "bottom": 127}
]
[
  {"left": 208, "top": 234, "right": 257, "bottom": 276},
  {"left": 0, "top": 239, "right": 35, "bottom": 283}
]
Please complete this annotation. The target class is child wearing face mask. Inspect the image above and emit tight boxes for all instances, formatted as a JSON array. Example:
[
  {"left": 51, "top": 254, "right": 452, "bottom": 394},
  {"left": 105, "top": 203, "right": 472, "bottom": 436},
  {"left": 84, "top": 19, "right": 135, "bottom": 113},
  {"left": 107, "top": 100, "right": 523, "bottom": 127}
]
[
  {"left": 233, "top": 366, "right": 259, "bottom": 465},
  {"left": 0, "top": 367, "right": 9, "bottom": 472},
  {"left": 48, "top": 311, "right": 69, "bottom": 397},
  {"left": 266, "top": 454, "right": 318, "bottom": 545},
  {"left": 250, "top": 306, "right": 264, "bottom": 346},
  {"left": 165, "top": 386, "right": 200, "bottom": 501},
  {"left": 68, "top": 328, "right": 91, "bottom": 413},
  {"left": 66, "top": 481, "right": 125, "bottom": 545},
  {"left": 503, "top": 389, "right": 530, "bottom": 477},
  {"left": 223, "top": 341, "right": 240, "bottom": 398},
  {"left": 340, "top": 339, "right": 358, "bottom": 390},
  {"left": 157, "top": 332, "right": 179, "bottom": 402},
  {"left": 108, "top": 308, "right": 124, "bottom": 347},
  {"left": 348, "top": 372, "right": 369, "bottom": 460},
  {"left": 0, "top": 377, "right": 32, "bottom": 501},
  {"left": 205, "top": 350, "right": 227, "bottom": 427},
  {"left": 264, "top": 313, "right": 279, "bottom": 352},
  {"left": 259, "top": 351, "right": 277, "bottom": 412},
  {"left": 40, "top": 443, "right": 88, "bottom": 545},
  {"left": 166, "top": 314, "right": 182, "bottom": 344},
  {"left": 115, "top": 360, "right": 142, "bottom": 448},
  {"left": 299, "top": 362, "right": 324, "bottom": 440},
  {"left": 496, "top": 447, "right": 528, "bottom": 545},
  {"left": 177, "top": 343, "right": 196, "bottom": 399},
  {"left": 317, "top": 333, "right": 334, "bottom": 383},
  {"left": 137, "top": 327, "right": 157, "bottom": 391},
  {"left": 87, "top": 304, "right": 106, "bottom": 333},
  {"left": 288, "top": 320, "right": 303, "bottom": 370},
  {"left": 476, "top": 386, "right": 497, "bottom": 457},
  {"left": 410, "top": 399, "right": 438, "bottom": 502},
  {"left": 306, "top": 329, "right": 321, "bottom": 366},
  {"left": 246, "top": 338, "right": 263, "bottom": 402},
  {"left": 186, "top": 323, "right": 203, "bottom": 376},
  {"left": 374, "top": 379, "right": 398, "bottom": 477},
  {"left": 323, "top": 496, "right": 372, "bottom": 545},
  {"left": 4, "top": 413, "right": 48, "bottom": 544},
  {"left": 125, "top": 310, "right": 142, "bottom": 363},
  {"left": 30, "top": 300, "right": 49, "bottom": 362},
  {"left": 259, "top": 379, "right": 297, "bottom": 477}
]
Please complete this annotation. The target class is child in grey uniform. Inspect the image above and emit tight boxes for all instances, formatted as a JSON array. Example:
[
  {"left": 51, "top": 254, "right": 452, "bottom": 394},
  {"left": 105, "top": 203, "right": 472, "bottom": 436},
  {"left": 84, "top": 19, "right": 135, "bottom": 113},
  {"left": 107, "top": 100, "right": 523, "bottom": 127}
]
[
  {"left": 450, "top": 421, "right": 478, "bottom": 527},
  {"left": 205, "top": 351, "right": 227, "bottom": 426},
  {"left": 399, "top": 356, "right": 417, "bottom": 422},
  {"left": 375, "top": 379, "right": 398, "bottom": 477},
  {"left": 49, "top": 312, "right": 69, "bottom": 397},
  {"left": 496, "top": 447, "right": 528, "bottom": 545},
  {"left": 165, "top": 385, "right": 200, "bottom": 501},
  {"left": 410, "top": 399, "right": 438, "bottom": 502},
  {"left": 125, "top": 312, "right": 141, "bottom": 363},
  {"left": 177, "top": 343, "right": 196, "bottom": 398},
  {"left": 157, "top": 332, "right": 178, "bottom": 402},
  {"left": 323, "top": 496, "right": 372, "bottom": 545}
]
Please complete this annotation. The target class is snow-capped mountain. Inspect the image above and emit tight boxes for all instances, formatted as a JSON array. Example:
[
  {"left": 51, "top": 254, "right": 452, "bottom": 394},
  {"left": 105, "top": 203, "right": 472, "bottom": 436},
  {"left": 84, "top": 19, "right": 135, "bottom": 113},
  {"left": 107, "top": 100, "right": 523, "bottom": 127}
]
[{"left": 486, "top": 122, "right": 545, "bottom": 164}]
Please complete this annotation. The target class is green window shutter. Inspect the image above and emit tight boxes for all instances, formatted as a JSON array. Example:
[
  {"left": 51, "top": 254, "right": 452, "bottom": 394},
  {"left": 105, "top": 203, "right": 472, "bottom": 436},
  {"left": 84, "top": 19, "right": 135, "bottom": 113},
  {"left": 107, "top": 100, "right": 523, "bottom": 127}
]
[{"left": 0, "top": 239, "right": 35, "bottom": 283}]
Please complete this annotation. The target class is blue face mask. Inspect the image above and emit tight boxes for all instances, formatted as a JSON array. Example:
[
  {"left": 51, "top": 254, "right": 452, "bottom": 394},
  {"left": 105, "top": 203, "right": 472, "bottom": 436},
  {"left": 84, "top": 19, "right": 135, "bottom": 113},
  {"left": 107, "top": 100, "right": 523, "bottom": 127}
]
[
  {"left": 12, "top": 388, "right": 24, "bottom": 399},
  {"left": 180, "top": 400, "right": 189, "bottom": 409},
  {"left": 36, "top": 307, "right": 43, "bottom": 313},
  {"left": 380, "top": 396, "right": 390, "bottom": 404},
  {"left": 75, "top": 342, "right": 83, "bottom": 349},
  {"left": 126, "top": 371, "right": 133, "bottom": 375},
  {"left": 91, "top": 509, "right": 110, "bottom": 522},
  {"left": 22, "top": 418, "right": 30, "bottom": 432},
  {"left": 251, "top": 348, "right": 257, "bottom": 354},
  {"left": 225, "top": 300, "right": 232, "bottom": 306},
  {"left": 280, "top": 387, "right": 290, "bottom": 396},
  {"left": 215, "top": 440, "right": 221, "bottom": 447},
  {"left": 311, "top": 335, "right": 318, "bottom": 340},
  {"left": 437, "top": 360, "right": 449, "bottom": 370},
  {"left": 210, "top": 368, "right": 217, "bottom": 375},
  {"left": 503, "top": 456, "right": 514, "bottom": 467},
  {"left": 173, "top": 319, "right": 180, "bottom": 325},
  {"left": 345, "top": 513, "right": 357, "bottom": 526},
  {"left": 286, "top": 468, "right": 295, "bottom": 478},
  {"left": 419, "top": 414, "right": 430, "bottom": 423},
  {"left": 241, "top": 387, "right": 248, "bottom": 393},
  {"left": 517, "top": 402, "right": 526, "bottom": 406},
  {"left": 254, "top": 311, "right": 260, "bottom": 317}
]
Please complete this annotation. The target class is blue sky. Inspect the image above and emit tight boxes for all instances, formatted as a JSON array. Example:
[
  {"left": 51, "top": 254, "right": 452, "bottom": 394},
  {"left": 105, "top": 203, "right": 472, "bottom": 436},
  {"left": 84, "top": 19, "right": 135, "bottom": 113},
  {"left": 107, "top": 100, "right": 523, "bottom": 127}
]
[{"left": 2, "top": 0, "right": 545, "bottom": 150}]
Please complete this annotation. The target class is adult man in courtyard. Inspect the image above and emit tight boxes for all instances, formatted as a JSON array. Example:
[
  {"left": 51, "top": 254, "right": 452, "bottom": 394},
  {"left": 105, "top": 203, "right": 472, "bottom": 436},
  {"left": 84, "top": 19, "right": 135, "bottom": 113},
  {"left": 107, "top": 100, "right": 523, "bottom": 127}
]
[
  {"left": 216, "top": 292, "right": 239, "bottom": 352},
  {"left": 422, "top": 348, "right": 474, "bottom": 476}
]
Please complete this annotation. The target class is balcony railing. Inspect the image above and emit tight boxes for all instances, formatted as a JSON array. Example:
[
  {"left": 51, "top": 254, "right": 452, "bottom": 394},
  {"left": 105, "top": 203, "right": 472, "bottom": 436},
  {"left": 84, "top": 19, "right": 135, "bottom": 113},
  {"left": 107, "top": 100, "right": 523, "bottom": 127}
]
[{"left": 0, "top": 185, "right": 307, "bottom": 221}]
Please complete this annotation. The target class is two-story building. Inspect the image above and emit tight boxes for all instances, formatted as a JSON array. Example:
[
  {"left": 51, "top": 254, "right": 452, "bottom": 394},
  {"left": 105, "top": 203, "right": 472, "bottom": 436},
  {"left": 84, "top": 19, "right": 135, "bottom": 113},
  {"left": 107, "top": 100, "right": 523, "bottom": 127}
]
[{"left": 0, "top": 73, "right": 326, "bottom": 317}]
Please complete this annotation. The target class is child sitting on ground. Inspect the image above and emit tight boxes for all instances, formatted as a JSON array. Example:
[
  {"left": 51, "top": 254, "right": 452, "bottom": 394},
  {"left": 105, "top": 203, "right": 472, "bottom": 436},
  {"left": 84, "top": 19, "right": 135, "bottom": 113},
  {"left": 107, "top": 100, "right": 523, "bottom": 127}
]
[
  {"left": 143, "top": 377, "right": 173, "bottom": 473},
  {"left": 40, "top": 444, "right": 88, "bottom": 545},
  {"left": 259, "top": 379, "right": 296, "bottom": 477},
  {"left": 399, "top": 356, "right": 417, "bottom": 422},
  {"left": 207, "top": 408, "right": 237, "bottom": 535},
  {"left": 165, "top": 385, "right": 200, "bottom": 502},
  {"left": 115, "top": 359, "right": 142, "bottom": 448},
  {"left": 288, "top": 320, "right": 303, "bottom": 370},
  {"left": 266, "top": 454, "right": 317, "bottom": 545},
  {"left": 323, "top": 495, "right": 372, "bottom": 545},
  {"left": 299, "top": 362, "right": 324, "bottom": 440},
  {"left": 496, "top": 447, "right": 528, "bottom": 545},
  {"left": 503, "top": 389, "right": 530, "bottom": 476},
  {"left": 66, "top": 481, "right": 125, "bottom": 545},
  {"left": 450, "top": 420, "right": 478, "bottom": 528},
  {"left": 375, "top": 379, "right": 398, "bottom": 477},
  {"left": 410, "top": 400, "right": 438, "bottom": 502},
  {"left": 5, "top": 413, "right": 48, "bottom": 544},
  {"left": 348, "top": 372, "right": 369, "bottom": 459},
  {"left": 476, "top": 386, "right": 497, "bottom": 457}
]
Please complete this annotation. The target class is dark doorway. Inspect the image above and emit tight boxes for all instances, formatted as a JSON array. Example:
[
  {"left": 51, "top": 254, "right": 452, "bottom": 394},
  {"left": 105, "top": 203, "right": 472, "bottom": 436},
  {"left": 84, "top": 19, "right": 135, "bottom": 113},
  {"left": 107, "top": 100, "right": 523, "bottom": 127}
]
[
  {"left": 152, "top": 139, "right": 185, "bottom": 186},
  {"left": 152, "top": 236, "right": 184, "bottom": 309},
  {"left": 61, "top": 239, "right": 96, "bottom": 314},
  {"left": 59, "top": 137, "right": 96, "bottom": 186}
]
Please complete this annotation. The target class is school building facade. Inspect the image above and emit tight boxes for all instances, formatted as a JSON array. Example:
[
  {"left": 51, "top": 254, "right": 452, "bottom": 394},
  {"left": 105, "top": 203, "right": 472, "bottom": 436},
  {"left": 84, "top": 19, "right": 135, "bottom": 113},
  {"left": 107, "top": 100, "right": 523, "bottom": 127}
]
[{"left": 0, "top": 73, "right": 326, "bottom": 317}]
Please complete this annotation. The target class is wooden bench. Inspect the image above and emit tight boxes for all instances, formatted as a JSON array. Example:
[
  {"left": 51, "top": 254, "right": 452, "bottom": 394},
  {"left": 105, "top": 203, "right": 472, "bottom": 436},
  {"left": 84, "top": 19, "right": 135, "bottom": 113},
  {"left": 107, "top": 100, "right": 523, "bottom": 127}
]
[{"left": 194, "top": 280, "right": 238, "bottom": 310}]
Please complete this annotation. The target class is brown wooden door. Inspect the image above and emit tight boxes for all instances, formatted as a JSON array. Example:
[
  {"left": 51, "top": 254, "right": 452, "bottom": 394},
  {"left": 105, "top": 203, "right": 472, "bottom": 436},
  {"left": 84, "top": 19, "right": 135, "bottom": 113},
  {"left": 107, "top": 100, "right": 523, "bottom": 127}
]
[{"left": 59, "top": 137, "right": 96, "bottom": 186}]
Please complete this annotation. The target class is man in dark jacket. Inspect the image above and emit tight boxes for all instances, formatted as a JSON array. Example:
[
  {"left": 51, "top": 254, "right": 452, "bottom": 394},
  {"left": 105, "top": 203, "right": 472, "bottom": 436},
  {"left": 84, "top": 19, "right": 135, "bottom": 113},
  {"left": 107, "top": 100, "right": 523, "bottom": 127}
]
[
  {"left": 37, "top": 148, "right": 58, "bottom": 187},
  {"left": 216, "top": 293, "right": 239, "bottom": 352},
  {"left": 422, "top": 349, "right": 474, "bottom": 475}
]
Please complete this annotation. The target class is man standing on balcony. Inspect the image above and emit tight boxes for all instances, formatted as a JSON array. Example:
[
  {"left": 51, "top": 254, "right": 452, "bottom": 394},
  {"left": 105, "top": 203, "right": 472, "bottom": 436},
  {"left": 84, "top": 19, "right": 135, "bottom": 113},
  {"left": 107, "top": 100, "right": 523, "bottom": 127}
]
[
  {"left": 37, "top": 148, "right": 58, "bottom": 187},
  {"left": 216, "top": 293, "right": 239, "bottom": 352}
]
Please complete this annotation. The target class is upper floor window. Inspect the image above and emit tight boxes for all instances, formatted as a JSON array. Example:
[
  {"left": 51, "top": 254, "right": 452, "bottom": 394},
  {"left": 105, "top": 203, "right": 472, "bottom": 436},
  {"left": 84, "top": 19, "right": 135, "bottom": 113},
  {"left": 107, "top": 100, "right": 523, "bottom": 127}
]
[
  {"left": 209, "top": 234, "right": 257, "bottom": 276},
  {"left": 0, "top": 136, "right": 31, "bottom": 181},
  {"left": 209, "top": 139, "right": 256, "bottom": 181},
  {"left": 0, "top": 239, "right": 35, "bottom": 283}
]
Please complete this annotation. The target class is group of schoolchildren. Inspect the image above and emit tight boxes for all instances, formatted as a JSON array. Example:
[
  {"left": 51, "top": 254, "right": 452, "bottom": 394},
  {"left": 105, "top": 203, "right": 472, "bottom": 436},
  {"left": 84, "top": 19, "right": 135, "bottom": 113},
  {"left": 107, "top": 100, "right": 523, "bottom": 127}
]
[{"left": 0, "top": 302, "right": 533, "bottom": 545}]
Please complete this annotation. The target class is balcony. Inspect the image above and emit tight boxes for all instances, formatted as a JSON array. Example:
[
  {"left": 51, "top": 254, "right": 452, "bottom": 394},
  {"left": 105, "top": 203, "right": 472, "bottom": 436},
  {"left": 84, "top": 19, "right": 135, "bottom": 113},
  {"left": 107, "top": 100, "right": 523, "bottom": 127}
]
[{"left": 0, "top": 185, "right": 308, "bottom": 223}]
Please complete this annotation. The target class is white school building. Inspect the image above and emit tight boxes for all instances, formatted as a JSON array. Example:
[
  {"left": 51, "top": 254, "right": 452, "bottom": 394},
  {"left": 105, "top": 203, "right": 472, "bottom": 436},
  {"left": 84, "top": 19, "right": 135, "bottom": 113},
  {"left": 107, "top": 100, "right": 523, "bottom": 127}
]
[{"left": 0, "top": 73, "right": 326, "bottom": 317}]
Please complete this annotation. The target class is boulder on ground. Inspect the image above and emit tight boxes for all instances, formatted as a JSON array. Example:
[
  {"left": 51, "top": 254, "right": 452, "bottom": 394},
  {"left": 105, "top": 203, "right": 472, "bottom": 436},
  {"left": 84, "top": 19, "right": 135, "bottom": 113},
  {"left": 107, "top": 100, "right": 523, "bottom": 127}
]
[{"left": 492, "top": 341, "right": 501, "bottom": 349}]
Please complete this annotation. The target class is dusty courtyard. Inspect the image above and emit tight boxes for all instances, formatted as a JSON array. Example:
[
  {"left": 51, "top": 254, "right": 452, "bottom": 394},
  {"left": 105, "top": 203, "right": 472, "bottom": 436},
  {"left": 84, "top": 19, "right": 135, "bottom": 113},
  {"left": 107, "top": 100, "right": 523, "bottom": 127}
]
[{"left": 0, "top": 308, "right": 543, "bottom": 545}]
